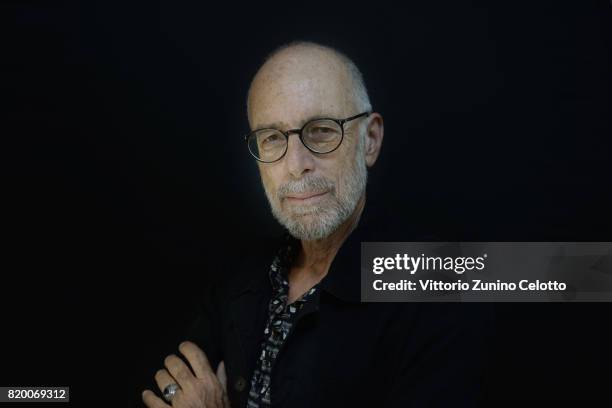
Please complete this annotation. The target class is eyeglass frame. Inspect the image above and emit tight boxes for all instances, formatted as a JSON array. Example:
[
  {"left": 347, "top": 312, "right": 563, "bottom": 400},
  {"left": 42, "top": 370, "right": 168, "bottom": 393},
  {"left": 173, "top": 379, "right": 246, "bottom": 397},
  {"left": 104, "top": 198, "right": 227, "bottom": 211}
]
[{"left": 244, "top": 110, "right": 372, "bottom": 163}]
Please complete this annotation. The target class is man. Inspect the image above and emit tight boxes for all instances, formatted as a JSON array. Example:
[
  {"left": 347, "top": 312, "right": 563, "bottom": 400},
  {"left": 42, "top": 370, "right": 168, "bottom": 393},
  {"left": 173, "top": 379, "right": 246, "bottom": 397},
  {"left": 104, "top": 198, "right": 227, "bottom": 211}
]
[{"left": 142, "top": 41, "right": 492, "bottom": 408}]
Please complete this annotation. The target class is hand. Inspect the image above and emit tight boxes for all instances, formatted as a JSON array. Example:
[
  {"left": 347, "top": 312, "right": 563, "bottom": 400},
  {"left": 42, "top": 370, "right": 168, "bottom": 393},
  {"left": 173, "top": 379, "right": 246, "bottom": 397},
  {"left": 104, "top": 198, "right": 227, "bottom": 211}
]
[{"left": 142, "top": 341, "right": 230, "bottom": 408}]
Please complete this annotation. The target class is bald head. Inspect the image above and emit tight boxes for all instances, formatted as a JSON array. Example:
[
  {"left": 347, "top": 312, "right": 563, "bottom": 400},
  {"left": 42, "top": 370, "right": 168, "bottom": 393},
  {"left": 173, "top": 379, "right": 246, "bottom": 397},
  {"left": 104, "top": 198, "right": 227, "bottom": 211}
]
[{"left": 247, "top": 41, "right": 371, "bottom": 129}]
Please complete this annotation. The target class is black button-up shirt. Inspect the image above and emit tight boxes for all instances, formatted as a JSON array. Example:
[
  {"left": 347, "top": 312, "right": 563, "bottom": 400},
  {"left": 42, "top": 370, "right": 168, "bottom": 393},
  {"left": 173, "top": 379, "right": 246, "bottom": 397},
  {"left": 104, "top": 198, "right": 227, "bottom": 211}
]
[
  {"left": 247, "top": 235, "right": 318, "bottom": 407},
  {"left": 185, "top": 202, "right": 494, "bottom": 407}
]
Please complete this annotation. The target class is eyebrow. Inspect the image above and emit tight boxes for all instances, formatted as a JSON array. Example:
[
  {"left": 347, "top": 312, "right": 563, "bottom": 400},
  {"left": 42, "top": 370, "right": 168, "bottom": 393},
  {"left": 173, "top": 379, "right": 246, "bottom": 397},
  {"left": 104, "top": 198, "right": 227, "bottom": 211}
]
[{"left": 254, "top": 113, "right": 331, "bottom": 131}]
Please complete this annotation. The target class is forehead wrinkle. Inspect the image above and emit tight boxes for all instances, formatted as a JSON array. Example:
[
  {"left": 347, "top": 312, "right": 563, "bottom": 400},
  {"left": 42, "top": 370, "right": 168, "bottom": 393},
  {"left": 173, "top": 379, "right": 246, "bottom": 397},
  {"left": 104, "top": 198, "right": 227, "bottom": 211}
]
[{"left": 255, "top": 111, "right": 346, "bottom": 132}]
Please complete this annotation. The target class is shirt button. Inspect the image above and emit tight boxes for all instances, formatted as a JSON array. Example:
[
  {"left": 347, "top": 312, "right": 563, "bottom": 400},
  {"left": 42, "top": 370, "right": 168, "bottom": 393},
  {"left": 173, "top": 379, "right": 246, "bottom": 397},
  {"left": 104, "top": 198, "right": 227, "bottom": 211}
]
[{"left": 234, "top": 376, "right": 247, "bottom": 392}]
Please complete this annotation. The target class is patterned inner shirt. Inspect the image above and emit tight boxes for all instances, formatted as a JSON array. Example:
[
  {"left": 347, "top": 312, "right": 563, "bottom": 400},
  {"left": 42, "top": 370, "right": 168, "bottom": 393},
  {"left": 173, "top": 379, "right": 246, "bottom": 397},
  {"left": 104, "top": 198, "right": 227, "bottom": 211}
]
[{"left": 247, "top": 237, "right": 319, "bottom": 407}]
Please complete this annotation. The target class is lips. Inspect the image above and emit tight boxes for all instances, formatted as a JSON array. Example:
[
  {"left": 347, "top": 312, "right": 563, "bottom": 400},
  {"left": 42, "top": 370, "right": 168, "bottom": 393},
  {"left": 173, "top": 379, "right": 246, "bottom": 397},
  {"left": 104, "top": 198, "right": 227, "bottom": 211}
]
[{"left": 284, "top": 191, "right": 328, "bottom": 201}]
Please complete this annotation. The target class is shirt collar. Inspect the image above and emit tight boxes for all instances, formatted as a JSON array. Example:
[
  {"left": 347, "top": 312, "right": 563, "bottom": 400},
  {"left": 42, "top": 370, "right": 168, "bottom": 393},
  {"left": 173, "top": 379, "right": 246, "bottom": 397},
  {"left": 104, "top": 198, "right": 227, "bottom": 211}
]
[
  {"left": 268, "top": 233, "right": 299, "bottom": 292},
  {"left": 317, "top": 214, "right": 371, "bottom": 303},
  {"left": 270, "top": 200, "right": 381, "bottom": 304}
]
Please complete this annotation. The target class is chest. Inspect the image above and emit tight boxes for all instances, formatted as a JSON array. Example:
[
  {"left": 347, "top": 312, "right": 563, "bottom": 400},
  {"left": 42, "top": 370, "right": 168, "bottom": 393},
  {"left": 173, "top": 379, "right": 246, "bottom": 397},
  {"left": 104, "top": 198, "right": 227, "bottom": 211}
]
[
  {"left": 282, "top": 305, "right": 400, "bottom": 402},
  {"left": 224, "top": 298, "right": 409, "bottom": 407}
]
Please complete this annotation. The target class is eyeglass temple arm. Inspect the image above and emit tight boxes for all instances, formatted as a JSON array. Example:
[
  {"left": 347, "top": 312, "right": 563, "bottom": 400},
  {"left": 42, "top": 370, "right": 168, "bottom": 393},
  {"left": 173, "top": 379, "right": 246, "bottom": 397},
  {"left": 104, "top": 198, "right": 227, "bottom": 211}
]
[
  {"left": 244, "top": 110, "right": 373, "bottom": 139},
  {"left": 340, "top": 110, "right": 372, "bottom": 124}
]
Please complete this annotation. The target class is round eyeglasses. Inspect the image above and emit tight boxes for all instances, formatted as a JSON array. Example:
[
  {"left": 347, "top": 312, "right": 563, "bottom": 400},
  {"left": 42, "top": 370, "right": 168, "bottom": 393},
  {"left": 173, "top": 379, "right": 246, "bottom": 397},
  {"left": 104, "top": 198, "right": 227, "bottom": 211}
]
[{"left": 245, "top": 111, "right": 371, "bottom": 163}]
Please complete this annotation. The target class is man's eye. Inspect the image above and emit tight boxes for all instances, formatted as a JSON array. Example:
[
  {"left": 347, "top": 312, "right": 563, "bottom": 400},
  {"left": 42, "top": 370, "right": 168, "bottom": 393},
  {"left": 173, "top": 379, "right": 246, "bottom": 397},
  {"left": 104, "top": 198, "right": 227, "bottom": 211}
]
[
  {"left": 260, "top": 133, "right": 284, "bottom": 149},
  {"left": 308, "top": 126, "right": 340, "bottom": 143},
  {"left": 312, "top": 127, "right": 335, "bottom": 133},
  {"left": 264, "top": 134, "right": 279, "bottom": 142}
]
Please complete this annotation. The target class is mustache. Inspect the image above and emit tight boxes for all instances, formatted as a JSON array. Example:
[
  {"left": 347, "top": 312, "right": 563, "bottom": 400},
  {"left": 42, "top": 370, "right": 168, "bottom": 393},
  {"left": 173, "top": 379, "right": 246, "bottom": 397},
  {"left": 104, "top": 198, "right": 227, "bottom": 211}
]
[{"left": 277, "top": 175, "right": 335, "bottom": 200}]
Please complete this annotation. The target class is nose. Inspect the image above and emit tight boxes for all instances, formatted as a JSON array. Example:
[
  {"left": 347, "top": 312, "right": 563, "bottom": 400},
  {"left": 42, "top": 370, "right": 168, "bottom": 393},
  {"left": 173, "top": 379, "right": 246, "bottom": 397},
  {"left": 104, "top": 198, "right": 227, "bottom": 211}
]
[{"left": 283, "top": 131, "right": 315, "bottom": 179}]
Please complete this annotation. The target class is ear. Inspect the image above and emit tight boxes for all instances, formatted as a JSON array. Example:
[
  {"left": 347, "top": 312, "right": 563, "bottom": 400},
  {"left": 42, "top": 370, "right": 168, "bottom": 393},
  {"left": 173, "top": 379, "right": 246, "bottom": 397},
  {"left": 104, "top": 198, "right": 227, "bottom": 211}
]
[{"left": 363, "top": 113, "right": 384, "bottom": 167}]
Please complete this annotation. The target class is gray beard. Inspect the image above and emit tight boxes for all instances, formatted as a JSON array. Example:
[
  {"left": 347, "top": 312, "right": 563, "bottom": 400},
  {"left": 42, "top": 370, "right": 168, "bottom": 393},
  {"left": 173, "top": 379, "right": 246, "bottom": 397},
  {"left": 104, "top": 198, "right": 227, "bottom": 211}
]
[{"left": 263, "top": 142, "right": 368, "bottom": 241}]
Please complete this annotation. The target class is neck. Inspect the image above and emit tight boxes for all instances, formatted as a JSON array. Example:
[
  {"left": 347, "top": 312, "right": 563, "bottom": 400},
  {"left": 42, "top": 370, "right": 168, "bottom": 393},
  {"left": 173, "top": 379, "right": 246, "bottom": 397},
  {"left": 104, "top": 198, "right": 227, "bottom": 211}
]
[{"left": 293, "top": 194, "right": 366, "bottom": 279}]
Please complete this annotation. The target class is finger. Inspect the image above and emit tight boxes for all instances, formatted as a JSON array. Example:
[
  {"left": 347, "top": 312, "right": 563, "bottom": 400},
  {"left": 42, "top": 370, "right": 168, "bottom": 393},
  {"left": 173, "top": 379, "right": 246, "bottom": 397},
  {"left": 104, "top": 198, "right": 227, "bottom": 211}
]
[
  {"left": 142, "top": 389, "right": 171, "bottom": 408},
  {"left": 164, "top": 354, "right": 195, "bottom": 390},
  {"left": 154, "top": 368, "right": 178, "bottom": 395},
  {"left": 222, "top": 392, "right": 231, "bottom": 408},
  {"left": 216, "top": 361, "right": 227, "bottom": 391},
  {"left": 178, "top": 341, "right": 213, "bottom": 379},
  {"left": 216, "top": 361, "right": 231, "bottom": 407}
]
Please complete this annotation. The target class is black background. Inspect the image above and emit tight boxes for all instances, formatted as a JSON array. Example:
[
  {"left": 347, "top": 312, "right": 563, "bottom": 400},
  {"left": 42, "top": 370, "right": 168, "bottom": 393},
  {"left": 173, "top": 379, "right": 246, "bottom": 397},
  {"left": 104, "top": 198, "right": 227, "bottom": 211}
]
[{"left": 4, "top": 1, "right": 611, "bottom": 407}]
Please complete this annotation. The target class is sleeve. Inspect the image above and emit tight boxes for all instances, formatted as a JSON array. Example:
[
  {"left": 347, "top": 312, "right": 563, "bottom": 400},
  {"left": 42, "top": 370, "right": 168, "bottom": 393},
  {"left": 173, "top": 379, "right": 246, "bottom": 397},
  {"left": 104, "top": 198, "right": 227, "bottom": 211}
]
[
  {"left": 182, "top": 273, "right": 226, "bottom": 371},
  {"left": 383, "top": 303, "right": 495, "bottom": 408}
]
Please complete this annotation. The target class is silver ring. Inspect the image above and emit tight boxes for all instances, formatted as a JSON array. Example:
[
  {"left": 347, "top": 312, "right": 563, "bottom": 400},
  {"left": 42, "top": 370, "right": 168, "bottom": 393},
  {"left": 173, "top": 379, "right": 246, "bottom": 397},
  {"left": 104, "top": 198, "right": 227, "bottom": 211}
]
[{"left": 163, "top": 383, "right": 180, "bottom": 403}]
